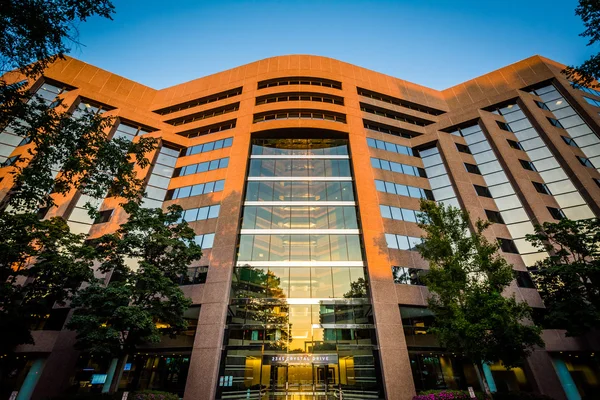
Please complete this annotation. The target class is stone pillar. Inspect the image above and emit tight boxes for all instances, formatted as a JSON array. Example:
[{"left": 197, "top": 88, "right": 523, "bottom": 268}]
[{"left": 16, "top": 358, "right": 46, "bottom": 400}]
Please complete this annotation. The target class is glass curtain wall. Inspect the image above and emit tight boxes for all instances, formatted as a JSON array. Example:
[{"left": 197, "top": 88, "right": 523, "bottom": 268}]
[
  {"left": 218, "top": 137, "right": 383, "bottom": 399},
  {"left": 419, "top": 146, "right": 460, "bottom": 209},
  {"left": 493, "top": 103, "right": 595, "bottom": 222},
  {"left": 66, "top": 122, "right": 148, "bottom": 234},
  {"left": 535, "top": 84, "right": 600, "bottom": 172},
  {"left": 448, "top": 123, "right": 546, "bottom": 266}
]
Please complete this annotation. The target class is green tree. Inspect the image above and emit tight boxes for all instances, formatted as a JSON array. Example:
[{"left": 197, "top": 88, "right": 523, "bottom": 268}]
[
  {"left": 526, "top": 218, "right": 600, "bottom": 337},
  {"left": 0, "top": 0, "right": 157, "bottom": 358},
  {"left": 564, "top": 1, "right": 600, "bottom": 87},
  {"left": 67, "top": 202, "right": 203, "bottom": 392},
  {"left": 416, "top": 200, "right": 544, "bottom": 394}
]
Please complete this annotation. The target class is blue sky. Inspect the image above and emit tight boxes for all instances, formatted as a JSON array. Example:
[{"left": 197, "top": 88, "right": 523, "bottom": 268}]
[{"left": 70, "top": 0, "right": 594, "bottom": 90}]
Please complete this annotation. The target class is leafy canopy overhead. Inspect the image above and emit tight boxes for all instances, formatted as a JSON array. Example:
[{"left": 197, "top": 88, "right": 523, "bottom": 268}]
[
  {"left": 565, "top": 0, "right": 600, "bottom": 87},
  {"left": 0, "top": 0, "right": 115, "bottom": 77}
]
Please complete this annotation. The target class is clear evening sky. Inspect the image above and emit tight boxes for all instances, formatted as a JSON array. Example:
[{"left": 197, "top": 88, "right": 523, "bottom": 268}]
[{"left": 71, "top": 0, "right": 593, "bottom": 90}]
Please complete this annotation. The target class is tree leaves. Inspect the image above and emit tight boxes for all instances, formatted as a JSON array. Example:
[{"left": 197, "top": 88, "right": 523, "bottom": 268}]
[
  {"left": 67, "top": 203, "right": 203, "bottom": 357},
  {"left": 526, "top": 218, "right": 600, "bottom": 336},
  {"left": 417, "top": 200, "right": 543, "bottom": 369}
]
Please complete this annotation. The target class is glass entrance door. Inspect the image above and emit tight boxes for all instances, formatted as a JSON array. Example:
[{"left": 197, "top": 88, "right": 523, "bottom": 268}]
[
  {"left": 315, "top": 365, "right": 336, "bottom": 394},
  {"left": 270, "top": 365, "right": 287, "bottom": 392}
]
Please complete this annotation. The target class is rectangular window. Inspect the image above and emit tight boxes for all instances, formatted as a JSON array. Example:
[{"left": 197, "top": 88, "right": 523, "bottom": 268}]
[
  {"left": 485, "top": 210, "right": 505, "bottom": 224},
  {"left": 534, "top": 100, "right": 550, "bottom": 110},
  {"left": 456, "top": 143, "right": 471, "bottom": 154},
  {"left": 498, "top": 238, "right": 519, "bottom": 254},
  {"left": 547, "top": 117, "right": 563, "bottom": 128},
  {"left": 474, "top": 185, "right": 492, "bottom": 198},
  {"left": 173, "top": 157, "right": 229, "bottom": 177},
  {"left": 516, "top": 271, "right": 536, "bottom": 288},
  {"left": 392, "top": 266, "right": 427, "bottom": 285},
  {"left": 532, "top": 181, "right": 552, "bottom": 195},
  {"left": 577, "top": 156, "right": 595, "bottom": 168},
  {"left": 195, "top": 233, "right": 215, "bottom": 249},
  {"left": 94, "top": 209, "right": 113, "bottom": 224},
  {"left": 464, "top": 163, "right": 481, "bottom": 175},
  {"left": 182, "top": 137, "right": 233, "bottom": 157},
  {"left": 1, "top": 155, "right": 19, "bottom": 167},
  {"left": 496, "top": 121, "right": 512, "bottom": 132},
  {"left": 507, "top": 139, "right": 523, "bottom": 150},
  {"left": 561, "top": 136, "right": 579, "bottom": 147},
  {"left": 583, "top": 96, "right": 600, "bottom": 107},
  {"left": 519, "top": 159, "right": 536, "bottom": 171},
  {"left": 547, "top": 207, "right": 566, "bottom": 220}
]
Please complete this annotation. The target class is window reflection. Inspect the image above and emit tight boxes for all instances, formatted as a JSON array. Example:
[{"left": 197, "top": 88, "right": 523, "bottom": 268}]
[{"left": 233, "top": 266, "right": 368, "bottom": 300}]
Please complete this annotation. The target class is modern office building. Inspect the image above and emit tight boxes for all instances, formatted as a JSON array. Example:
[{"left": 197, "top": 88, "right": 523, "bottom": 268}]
[{"left": 1, "top": 54, "right": 600, "bottom": 400}]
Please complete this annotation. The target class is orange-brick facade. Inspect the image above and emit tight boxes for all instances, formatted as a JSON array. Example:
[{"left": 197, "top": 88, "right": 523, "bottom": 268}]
[{"left": 1, "top": 55, "right": 600, "bottom": 400}]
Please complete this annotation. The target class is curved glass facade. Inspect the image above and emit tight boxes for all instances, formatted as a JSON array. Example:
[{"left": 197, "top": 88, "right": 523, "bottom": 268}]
[{"left": 217, "top": 137, "right": 383, "bottom": 399}]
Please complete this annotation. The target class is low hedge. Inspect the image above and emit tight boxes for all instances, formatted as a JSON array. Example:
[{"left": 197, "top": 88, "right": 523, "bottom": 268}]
[
  {"left": 414, "top": 390, "right": 490, "bottom": 400},
  {"left": 131, "top": 391, "right": 179, "bottom": 400},
  {"left": 413, "top": 390, "right": 557, "bottom": 400},
  {"left": 48, "top": 391, "right": 180, "bottom": 400},
  {"left": 492, "top": 392, "right": 556, "bottom": 400}
]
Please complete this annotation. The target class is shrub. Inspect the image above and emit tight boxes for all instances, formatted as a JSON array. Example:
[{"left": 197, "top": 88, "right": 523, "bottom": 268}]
[
  {"left": 131, "top": 391, "right": 179, "bottom": 400},
  {"left": 414, "top": 390, "right": 490, "bottom": 400},
  {"left": 492, "top": 392, "right": 556, "bottom": 400},
  {"left": 48, "top": 394, "right": 121, "bottom": 400}
]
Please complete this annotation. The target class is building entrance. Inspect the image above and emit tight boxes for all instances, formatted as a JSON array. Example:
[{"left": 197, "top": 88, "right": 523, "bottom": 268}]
[{"left": 268, "top": 363, "right": 337, "bottom": 396}]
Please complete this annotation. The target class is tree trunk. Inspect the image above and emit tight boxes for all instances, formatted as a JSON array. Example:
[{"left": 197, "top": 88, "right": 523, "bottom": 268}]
[
  {"left": 473, "top": 362, "right": 492, "bottom": 397},
  {"left": 108, "top": 353, "right": 129, "bottom": 393}
]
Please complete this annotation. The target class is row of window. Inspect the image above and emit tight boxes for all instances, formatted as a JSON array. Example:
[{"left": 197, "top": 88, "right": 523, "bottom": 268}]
[
  {"left": 583, "top": 96, "right": 600, "bottom": 108},
  {"left": 532, "top": 85, "right": 600, "bottom": 171},
  {"left": 392, "top": 266, "right": 535, "bottom": 288},
  {"left": 250, "top": 138, "right": 349, "bottom": 156},
  {"left": 153, "top": 87, "right": 242, "bottom": 115},
  {"left": 241, "top": 206, "right": 358, "bottom": 230},
  {"left": 194, "top": 233, "right": 215, "bottom": 249},
  {"left": 113, "top": 122, "right": 152, "bottom": 140},
  {"left": 238, "top": 234, "right": 363, "bottom": 262},
  {"left": 248, "top": 158, "right": 351, "bottom": 177},
  {"left": 253, "top": 110, "right": 347, "bottom": 124},
  {"left": 257, "top": 76, "right": 342, "bottom": 90},
  {"left": 571, "top": 82, "right": 600, "bottom": 98},
  {"left": 181, "top": 137, "right": 233, "bottom": 157},
  {"left": 364, "top": 120, "right": 419, "bottom": 139},
  {"left": 357, "top": 88, "right": 445, "bottom": 116},
  {"left": 178, "top": 204, "right": 220, "bottom": 223},
  {"left": 177, "top": 119, "right": 236, "bottom": 139},
  {"left": 256, "top": 92, "right": 344, "bottom": 106},
  {"left": 165, "top": 179, "right": 225, "bottom": 200},
  {"left": 173, "top": 157, "right": 229, "bottom": 177},
  {"left": 375, "top": 179, "right": 434, "bottom": 200},
  {"left": 230, "top": 298, "right": 372, "bottom": 325},
  {"left": 496, "top": 100, "right": 596, "bottom": 221},
  {"left": 360, "top": 103, "right": 434, "bottom": 127},
  {"left": 233, "top": 267, "right": 367, "bottom": 300},
  {"left": 367, "top": 137, "right": 415, "bottom": 157},
  {"left": 140, "top": 146, "right": 179, "bottom": 209},
  {"left": 380, "top": 205, "right": 424, "bottom": 224},
  {"left": 165, "top": 102, "right": 239, "bottom": 126},
  {"left": 385, "top": 234, "right": 423, "bottom": 251},
  {"left": 245, "top": 180, "right": 354, "bottom": 202},
  {"left": 1, "top": 81, "right": 70, "bottom": 163},
  {"left": 371, "top": 157, "right": 426, "bottom": 178},
  {"left": 420, "top": 146, "right": 460, "bottom": 209}
]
